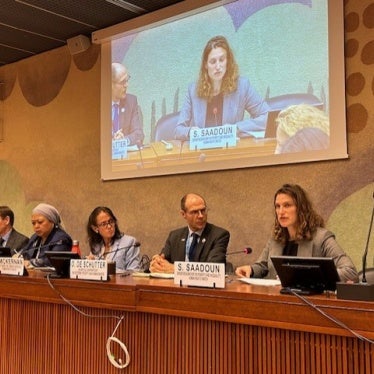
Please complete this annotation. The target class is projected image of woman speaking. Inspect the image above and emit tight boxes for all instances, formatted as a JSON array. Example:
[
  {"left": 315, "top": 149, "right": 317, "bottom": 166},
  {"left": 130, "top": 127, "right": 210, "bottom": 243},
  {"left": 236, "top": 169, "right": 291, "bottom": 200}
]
[{"left": 174, "top": 35, "right": 269, "bottom": 141}]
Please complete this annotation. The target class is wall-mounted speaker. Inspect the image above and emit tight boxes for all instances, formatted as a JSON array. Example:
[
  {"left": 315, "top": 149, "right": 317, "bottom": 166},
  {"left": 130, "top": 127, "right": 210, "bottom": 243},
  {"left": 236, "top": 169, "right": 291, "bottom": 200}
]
[{"left": 67, "top": 35, "right": 91, "bottom": 55}]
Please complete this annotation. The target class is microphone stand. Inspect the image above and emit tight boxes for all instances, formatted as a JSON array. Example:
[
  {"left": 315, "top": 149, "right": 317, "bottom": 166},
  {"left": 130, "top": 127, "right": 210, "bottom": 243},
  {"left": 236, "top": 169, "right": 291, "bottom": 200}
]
[
  {"left": 97, "top": 242, "right": 141, "bottom": 260},
  {"left": 361, "top": 192, "right": 374, "bottom": 283},
  {"left": 336, "top": 191, "right": 374, "bottom": 301}
]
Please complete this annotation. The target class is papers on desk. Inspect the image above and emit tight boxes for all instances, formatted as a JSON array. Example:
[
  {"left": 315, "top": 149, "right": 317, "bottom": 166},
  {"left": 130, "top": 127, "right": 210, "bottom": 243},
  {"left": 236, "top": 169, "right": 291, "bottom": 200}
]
[
  {"left": 246, "top": 131, "right": 265, "bottom": 139},
  {"left": 150, "top": 273, "right": 174, "bottom": 279},
  {"left": 132, "top": 271, "right": 151, "bottom": 277},
  {"left": 132, "top": 272, "right": 174, "bottom": 279},
  {"left": 126, "top": 144, "right": 140, "bottom": 152},
  {"left": 239, "top": 278, "right": 281, "bottom": 286}
]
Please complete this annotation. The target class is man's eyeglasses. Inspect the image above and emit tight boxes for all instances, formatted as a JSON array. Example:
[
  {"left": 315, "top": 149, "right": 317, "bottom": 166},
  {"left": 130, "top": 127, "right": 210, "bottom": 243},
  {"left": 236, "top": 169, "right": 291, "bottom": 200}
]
[
  {"left": 97, "top": 219, "right": 115, "bottom": 228},
  {"left": 115, "top": 76, "right": 131, "bottom": 85},
  {"left": 186, "top": 208, "right": 208, "bottom": 216}
]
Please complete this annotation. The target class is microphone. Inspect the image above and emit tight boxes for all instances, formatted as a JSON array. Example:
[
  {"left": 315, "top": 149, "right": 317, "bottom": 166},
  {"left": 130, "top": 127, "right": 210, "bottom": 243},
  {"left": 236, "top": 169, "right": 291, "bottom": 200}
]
[
  {"left": 136, "top": 142, "right": 144, "bottom": 168},
  {"left": 226, "top": 247, "right": 252, "bottom": 256},
  {"left": 336, "top": 191, "right": 374, "bottom": 301},
  {"left": 198, "top": 153, "right": 206, "bottom": 163},
  {"left": 140, "top": 254, "right": 151, "bottom": 273},
  {"left": 361, "top": 191, "right": 374, "bottom": 284},
  {"left": 97, "top": 241, "right": 141, "bottom": 260},
  {"left": 179, "top": 139, "right": 185, "bottom": 160},
  {"left": 213, "top": 107, "right": 218, "bottom": 126},
  {"left": 13, "top": 239, "right": 69, "bottom": 258}
]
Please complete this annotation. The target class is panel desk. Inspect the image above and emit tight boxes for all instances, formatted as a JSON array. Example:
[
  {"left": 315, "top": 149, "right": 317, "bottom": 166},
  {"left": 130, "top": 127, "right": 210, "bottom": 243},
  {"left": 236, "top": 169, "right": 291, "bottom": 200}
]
[
  {"left": 112, "top": 138, "right": 276, "bottom": 172},
  {"left": 0, "top": 270, "right": 373, "bottom": 373}
]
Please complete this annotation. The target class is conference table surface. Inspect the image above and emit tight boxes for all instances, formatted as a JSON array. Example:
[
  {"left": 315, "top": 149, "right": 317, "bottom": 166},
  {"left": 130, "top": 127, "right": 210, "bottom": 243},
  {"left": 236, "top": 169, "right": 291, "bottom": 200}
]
[
  {"left": 112, "top": 138, "right": 277, "bottom": 172},
  {"left": 1, "top": 269, "right": 373, "bottom": 339}
]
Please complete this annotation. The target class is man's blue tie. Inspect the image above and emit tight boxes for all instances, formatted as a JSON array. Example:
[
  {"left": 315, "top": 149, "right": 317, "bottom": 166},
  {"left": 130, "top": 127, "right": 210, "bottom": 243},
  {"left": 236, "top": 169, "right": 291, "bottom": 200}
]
[
  {"left": 188, "top": 233, "right": 199, "bottom": 261},
  {"left": 112, "top": 103, "right": 120, "bottom": 135}
]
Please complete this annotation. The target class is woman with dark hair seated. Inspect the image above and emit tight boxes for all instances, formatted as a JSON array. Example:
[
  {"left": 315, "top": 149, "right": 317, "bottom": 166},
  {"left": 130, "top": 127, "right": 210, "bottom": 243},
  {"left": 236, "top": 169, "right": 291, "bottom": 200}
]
[
  {"left": 86, "top": 206, "right": 140, "bottom": 272},
  {"left": 235, "top": 184, "right": 358, "bottom": 283}
]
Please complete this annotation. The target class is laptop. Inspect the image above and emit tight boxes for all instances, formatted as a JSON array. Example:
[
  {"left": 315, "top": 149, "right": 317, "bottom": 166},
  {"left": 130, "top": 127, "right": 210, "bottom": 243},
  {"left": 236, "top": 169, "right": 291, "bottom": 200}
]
[
  {"left": 271, "top": 256, "right": 340, "bottom": 295},
  {"left": 0, "top": 247, "right": 12, "bottom": 257},
  {"left": 264, "top": 109, "right": 281, "bottom": 138}
]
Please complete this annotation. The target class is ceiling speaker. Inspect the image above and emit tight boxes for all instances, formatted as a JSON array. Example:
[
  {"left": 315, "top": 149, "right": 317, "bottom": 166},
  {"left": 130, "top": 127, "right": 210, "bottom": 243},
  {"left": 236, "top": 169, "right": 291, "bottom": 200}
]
[{"left": 67, "top": 35, "right": 91, "bottom": 55}]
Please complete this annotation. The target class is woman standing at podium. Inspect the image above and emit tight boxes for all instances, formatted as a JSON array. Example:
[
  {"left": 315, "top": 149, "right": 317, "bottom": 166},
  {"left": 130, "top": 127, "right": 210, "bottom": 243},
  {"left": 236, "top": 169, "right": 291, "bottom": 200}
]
[
  {"left": 86, "top": 206, "right": 140, "bottom": 272},
  {"left": 235, "top": 184, "right": 358, "bottom": 282}
]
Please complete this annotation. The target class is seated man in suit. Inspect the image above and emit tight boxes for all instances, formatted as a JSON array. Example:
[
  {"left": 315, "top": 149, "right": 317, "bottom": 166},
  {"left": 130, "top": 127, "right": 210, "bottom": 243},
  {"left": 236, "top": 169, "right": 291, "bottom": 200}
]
[
  {"left": 0, "top": 206, "right": 29, "bottom": 253},
  {"left": 150, "top": 193, "right": 230, "bottom": 273},
  {"left": 112, "top": 62, "right": 145, "bottom": 146}
]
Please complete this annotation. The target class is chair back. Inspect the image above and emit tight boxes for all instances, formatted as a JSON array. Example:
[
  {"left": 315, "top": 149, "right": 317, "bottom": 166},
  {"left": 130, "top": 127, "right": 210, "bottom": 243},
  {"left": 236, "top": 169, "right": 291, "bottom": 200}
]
[
  {"left": 266, "top": 93, "right": 324, "bottom": 111},
  {"left": 154, "top": 111, "right": 180, "bottom": 141}
]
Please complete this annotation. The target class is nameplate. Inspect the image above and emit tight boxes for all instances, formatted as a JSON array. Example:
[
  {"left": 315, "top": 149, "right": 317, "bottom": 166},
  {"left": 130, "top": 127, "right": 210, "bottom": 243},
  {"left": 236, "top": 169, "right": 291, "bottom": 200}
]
[
  {"left": 112, "top": 139, "right": 128, "bottom": 160},
  {"left": 0, "top": 257, "right": 26, "bottom": 276},
  {"left": 189, "top": 125, "right": 237, "bottom": 150},
  {"left": 174, "top": 261, "right": 225, "bottom": 288},
  {"left": 70, "top": 259, "right": 108, "bottom": 281}
]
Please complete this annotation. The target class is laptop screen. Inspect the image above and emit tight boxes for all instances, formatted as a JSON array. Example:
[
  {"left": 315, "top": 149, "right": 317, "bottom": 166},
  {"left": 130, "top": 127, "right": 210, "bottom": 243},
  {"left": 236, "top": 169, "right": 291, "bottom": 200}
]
[
  {"left": 271, "top": 256, "right": 340, "bottom": 294},
  {"left": 0, "top": 247, "right": 12, "bottom": 257}
]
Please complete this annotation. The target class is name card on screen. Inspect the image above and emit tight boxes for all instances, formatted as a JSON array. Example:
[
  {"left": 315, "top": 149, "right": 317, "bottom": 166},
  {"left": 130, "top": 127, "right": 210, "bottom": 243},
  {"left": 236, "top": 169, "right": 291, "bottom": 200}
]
[
  {"left": 112, "top": 140, "right": 128, "bottom": 160},
  {"left": 70, "top": 259, "right": 108, "bottom": 281},
  {"left": 0, "top": 257, "right": 26, "bottom": 276},
  {"left": 174, "top": 261, "right": 225, "bottom": 288},
  {"left": 189, "top": 125, "right": 237, "bottom": 150}
]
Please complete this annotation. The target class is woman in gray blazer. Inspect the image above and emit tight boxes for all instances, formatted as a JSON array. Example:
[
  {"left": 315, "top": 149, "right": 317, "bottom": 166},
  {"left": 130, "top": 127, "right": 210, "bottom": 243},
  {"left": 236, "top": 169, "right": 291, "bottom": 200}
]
[{"left": 235, "top": 184, "right": 358, "bottom": 283}]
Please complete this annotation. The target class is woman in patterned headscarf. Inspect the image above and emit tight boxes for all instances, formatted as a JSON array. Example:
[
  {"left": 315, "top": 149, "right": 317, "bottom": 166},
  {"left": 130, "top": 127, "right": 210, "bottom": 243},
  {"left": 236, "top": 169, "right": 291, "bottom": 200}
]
[{"left": 23, "top": 203, "right": 72, "bottom": 267}]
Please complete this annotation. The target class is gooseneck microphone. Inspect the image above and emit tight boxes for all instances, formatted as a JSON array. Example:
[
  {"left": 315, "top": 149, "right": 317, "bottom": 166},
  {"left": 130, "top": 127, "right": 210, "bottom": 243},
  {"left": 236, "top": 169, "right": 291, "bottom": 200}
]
[
  {"left": 179, "top": 139, "right": 185, "bottom": 160},
  {"left": 226, "top": 247, "right": 252, "bottom": 256},
  {"left": 98, "top": 241, "right": 141, "bottom": 260},
  {"left": 361, "top": 191, "right": 374, "bottom": 283},
  {"left": 13, "top": 239, "right": 69, "bottom": 258},
  {"left": 136, "top": 141, "right": 144, "bottom": 169},
  {"left": 213, "top": 107, "right": 218, "bottom": 126}
]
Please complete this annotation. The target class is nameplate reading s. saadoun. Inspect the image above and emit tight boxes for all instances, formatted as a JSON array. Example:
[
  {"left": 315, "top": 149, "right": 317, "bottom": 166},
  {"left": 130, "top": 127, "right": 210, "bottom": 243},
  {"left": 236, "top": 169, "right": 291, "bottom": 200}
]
[{"left": 174, "top": 261, "right": 225, "bottom": 288}]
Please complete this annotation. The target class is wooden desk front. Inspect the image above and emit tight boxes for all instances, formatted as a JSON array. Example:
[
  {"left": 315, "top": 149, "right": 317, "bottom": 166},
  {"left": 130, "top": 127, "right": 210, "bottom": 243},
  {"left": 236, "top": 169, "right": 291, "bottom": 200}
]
[{"left": 0, "top": 271, "right": 372, "bottom": 374}]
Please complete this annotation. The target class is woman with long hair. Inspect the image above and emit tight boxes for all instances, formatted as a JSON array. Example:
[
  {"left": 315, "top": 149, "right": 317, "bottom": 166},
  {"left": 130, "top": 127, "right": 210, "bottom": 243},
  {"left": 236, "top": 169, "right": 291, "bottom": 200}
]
[
  {"left": 235, "top": 184, "right": 358, "bottom": 282},
  {"left": 175, "top": 35, "right": 269, "bottom": 140},
  {"left": 86, "top": 206, "right": 140, "bottom": 272}
]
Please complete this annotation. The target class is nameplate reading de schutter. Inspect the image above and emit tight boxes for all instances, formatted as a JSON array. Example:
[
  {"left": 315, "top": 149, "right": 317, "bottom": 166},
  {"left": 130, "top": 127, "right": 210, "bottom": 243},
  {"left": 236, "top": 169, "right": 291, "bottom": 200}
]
[{"left": 70, "top": 259, "right": 108, "bottom": 281}]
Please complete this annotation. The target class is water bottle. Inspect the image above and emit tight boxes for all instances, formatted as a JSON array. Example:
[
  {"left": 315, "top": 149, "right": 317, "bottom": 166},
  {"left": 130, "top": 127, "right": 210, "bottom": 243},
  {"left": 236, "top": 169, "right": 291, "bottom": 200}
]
[{"left": 71, "top": 240, "right": 81, "bottom": 257}]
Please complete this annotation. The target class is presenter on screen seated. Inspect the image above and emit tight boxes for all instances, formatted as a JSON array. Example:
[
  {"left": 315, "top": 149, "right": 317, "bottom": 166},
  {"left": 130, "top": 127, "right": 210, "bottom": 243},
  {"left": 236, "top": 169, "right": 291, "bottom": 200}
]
[
  {"left": 112, "top": 62, "right": 144, "bottom": 146},
  {"left": 150, "top": 193, "right": 230, "bottom": 274},
  {"left": 235, "top": 184, "right": 358, "bottom": 283},
  {"left": 174, "top": 35, "right": 269, "bottom": 141},
  {"left": 22, "top": 203, "right": 72, "bottom": 267}
]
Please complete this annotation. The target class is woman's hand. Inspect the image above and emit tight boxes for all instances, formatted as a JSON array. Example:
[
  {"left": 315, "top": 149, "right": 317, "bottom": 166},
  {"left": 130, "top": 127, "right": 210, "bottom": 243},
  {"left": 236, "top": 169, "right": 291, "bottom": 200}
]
[{"left": 235, "top": 265, "right": 252, "bottom": 278}]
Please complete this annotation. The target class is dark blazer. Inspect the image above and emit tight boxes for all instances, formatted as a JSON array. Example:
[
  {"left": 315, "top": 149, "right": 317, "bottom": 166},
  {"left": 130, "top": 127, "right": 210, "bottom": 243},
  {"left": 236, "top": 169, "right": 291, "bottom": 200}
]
[
  {"left": 161, "top": 222, "right": 230, "bottom": 264},
  {"left": 5, "top": 228, "right": 29, "bottom": 252},
  {"left": 118, "top": 94, "right": 145, "bottom": 146},
  {"left": 23, "top": 227, "right": 72, "bottom": 266}
]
